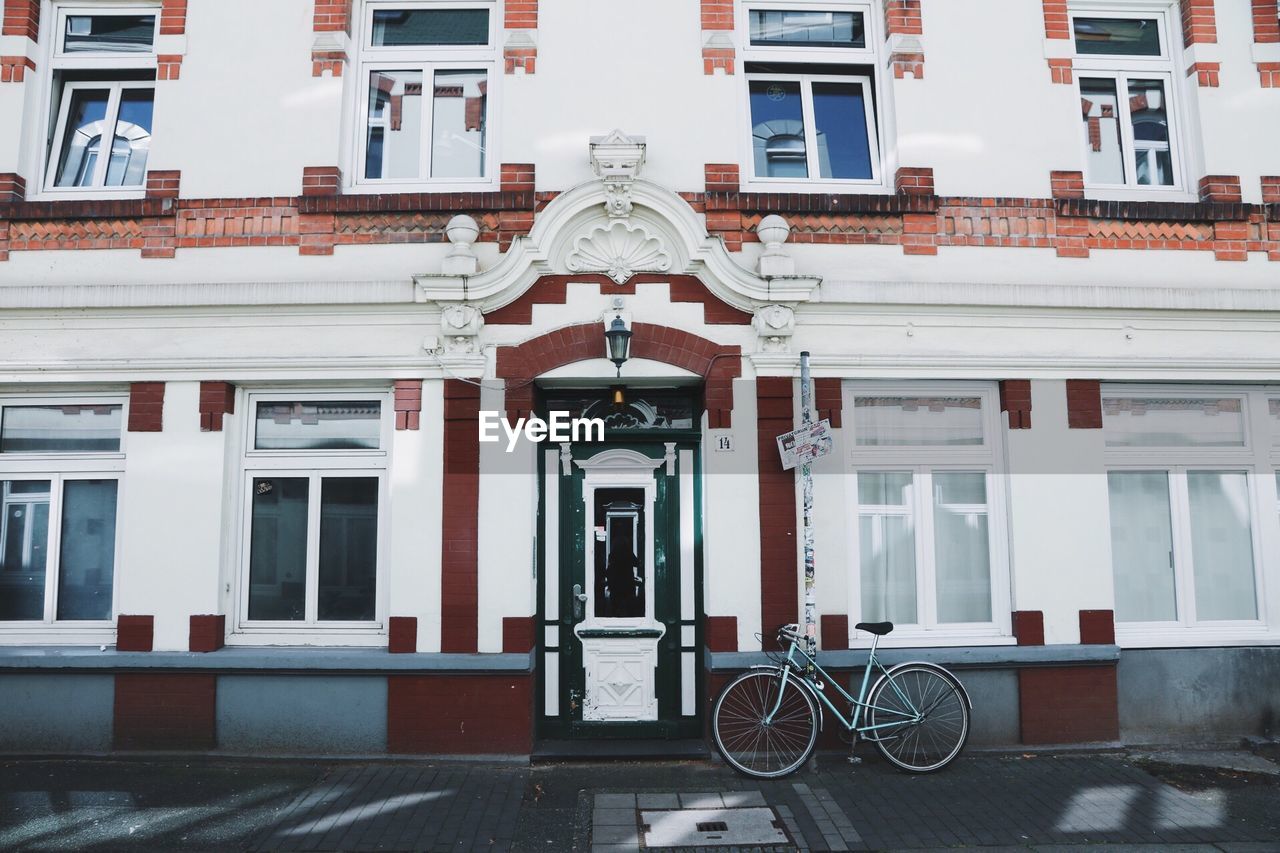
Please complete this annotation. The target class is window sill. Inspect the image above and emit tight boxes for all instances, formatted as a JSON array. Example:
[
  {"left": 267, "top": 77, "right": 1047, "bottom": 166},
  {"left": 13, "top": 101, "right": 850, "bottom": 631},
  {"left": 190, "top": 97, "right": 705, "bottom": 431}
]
[
  {"left": 738, "top": 179, "right": 890, "bottom": 196},
  {"left": 226, "top": 627, "right": 387, "bottom": 648},
  {"left": 1115, "top": 627, "right": 1280, "bottom": 649},
  {"left": 27, "top": 188, "right": 148, "bottom": 203},
  {"left": 0, "top": 627, "right": 116, "bottom": 646},
  {"left": 1079, "top": 186, "right": 1197, "bottom": 204},
  {"left": 846, "top": 632, "right": 1016, "bottom": 650},
  {"left": 345, "top": 181, "right": 501, "bottom": 196}
]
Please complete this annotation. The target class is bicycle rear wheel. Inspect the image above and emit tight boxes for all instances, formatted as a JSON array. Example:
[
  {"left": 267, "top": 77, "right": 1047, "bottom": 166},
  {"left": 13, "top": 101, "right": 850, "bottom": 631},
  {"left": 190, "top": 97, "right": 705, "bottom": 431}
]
[
  {"left": 712, "top": 669, "right": 818, "bottom": 779},
  {"left": 866, "top": 664, "right": 969, "bottom": 773}
]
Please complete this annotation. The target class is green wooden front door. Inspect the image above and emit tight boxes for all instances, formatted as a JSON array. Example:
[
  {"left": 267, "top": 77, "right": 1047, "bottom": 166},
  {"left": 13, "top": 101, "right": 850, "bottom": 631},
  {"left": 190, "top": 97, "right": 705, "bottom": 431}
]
[{"left": 538, "top": 439, "right": 701, "bottom": 739}]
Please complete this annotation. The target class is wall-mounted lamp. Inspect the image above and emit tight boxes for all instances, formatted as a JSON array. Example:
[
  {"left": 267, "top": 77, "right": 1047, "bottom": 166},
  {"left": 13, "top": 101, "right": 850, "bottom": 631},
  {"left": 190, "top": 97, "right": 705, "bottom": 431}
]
[{"left": 604, "top": 314, "right": 632, "bottom": 377}]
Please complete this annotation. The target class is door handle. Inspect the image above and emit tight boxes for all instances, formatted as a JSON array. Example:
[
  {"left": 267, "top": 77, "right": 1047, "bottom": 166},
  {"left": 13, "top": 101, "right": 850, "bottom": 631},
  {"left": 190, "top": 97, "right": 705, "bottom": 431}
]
[{"left": 572, "top": 583, "right": 587, "bottom": 620}]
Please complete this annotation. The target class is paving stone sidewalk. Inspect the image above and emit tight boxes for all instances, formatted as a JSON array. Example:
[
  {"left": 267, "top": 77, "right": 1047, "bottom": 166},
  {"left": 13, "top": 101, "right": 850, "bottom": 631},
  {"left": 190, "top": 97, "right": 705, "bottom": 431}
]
[{"left": 1, "top": 750, "right": 1278, "bottom": 851}]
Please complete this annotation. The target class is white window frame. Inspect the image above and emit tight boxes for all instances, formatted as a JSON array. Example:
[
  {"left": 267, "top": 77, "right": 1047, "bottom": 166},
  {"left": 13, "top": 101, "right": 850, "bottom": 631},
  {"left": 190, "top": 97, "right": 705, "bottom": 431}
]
[
  {"left": 33, "top": 3, "right": 159, "bottom": 200},
  {"left": 842, "top": 382, "right": 1013, "bottom": 647},
  {"left": 349, "top": 0, "right": 499, "bottom": 192},
  {"left": 0, "top": 393, "right": 127, "bottom": 645},
  {"left": 1103, "top": 385, "right": 1280, "bottom": 648},
  {"left": 738, "top": 0, "right": 890, "bottom": 192},
  {"left": 230, "top": 389, "right": 393, "bottom": 645},
  {"left": 1068, "top": 1, "right": 1193, "bottom": 198}
]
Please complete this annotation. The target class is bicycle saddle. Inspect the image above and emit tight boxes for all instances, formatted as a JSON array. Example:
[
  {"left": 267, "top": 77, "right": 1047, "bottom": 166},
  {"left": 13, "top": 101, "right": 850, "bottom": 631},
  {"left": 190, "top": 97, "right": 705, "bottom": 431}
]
[{"left": 855, "top": 621, "right": 894, "bottom": 636}]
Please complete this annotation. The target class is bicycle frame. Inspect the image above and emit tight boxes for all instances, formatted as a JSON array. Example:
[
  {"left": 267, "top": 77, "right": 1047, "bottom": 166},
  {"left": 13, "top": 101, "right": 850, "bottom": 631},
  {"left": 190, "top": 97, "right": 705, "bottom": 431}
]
[{"left": 765, "top": 634, "right": 922, "bottom": 738}]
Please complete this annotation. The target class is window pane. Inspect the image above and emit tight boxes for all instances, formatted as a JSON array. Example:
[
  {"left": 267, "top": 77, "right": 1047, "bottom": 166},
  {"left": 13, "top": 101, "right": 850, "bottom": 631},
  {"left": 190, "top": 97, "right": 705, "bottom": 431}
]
[
  {"left": 371, "top": 9, "right": 489, "bottom": 45},
  {"left": 254, "top": 402, "right": 382, "bottom": 450},
  {"left": 1108, "top": 471, "right": 1177, "bottom": 622},
  {"left": 858, "top": 473, "right": 916, "bottom": 623},
  {"left": 0, "top": 405, "right": 122, "bottom": 453},
  {"left": 64, "top": 14, "right": 155, "bottom": 53},
  {"left": 1187, "top": 472, "right": 1257, "bottom": 621},
  {"left": 105, "top": 89, "right": 153, "bottom": 187},
  {"left": 1127, "top": 79, "right": 1173, "bottom": 187},
  {"left": 248, "top": 477, "right": 309, "bottom": 621},
  {"left": 318, "top": 478, "right": 378, "bottom": 621},
  {"left": 366, "top": 71, "right": 423, "bottom": 180},
  {"left": 431, "top": 69, "right": 487, "bottom": 178},
  {"left": 1073, "top": 17, "right": 1161, "bottom": 56},
  {"left": 1103, "top": 397, "right": 1245, "bottom": 448},
  {"left": 933, "top": 473, "right": 991, "bottom": 623},
  {"left": 54, "top": 88, "right": 111, "bottom": 188},
  {"left": 56, "top": 480, "right": 117, "bottom": 620},
  {"left": 749, "top": 10, "right": 865, "bottom": 47},
  {"left": 853, "top": 396, "right": 984, "bottom": 446},
  {"left": 1080, "top": 78, "right": 1126, "bottom": 186},
  {"left": 750, "top": 81, "right": 807, "bottom": 179},
  {"left": 812, "top": 81, "right": 873, "bottom": 180},
  {"left": 0, "top": 480, "right": 51, "bottom": 621}
]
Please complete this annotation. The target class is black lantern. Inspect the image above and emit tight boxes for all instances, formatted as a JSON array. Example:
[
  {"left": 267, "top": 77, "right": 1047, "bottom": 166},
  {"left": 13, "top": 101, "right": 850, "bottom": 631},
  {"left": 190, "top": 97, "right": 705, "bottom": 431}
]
[{"left": 604, "top": 315, "right": 632, "bottom": 377}]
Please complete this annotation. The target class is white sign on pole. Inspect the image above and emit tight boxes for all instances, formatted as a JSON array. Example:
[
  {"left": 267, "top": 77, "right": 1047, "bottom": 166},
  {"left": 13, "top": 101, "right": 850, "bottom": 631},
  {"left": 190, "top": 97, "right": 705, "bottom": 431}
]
[{"left": 775, "top": 419, "right": 833, "bottom": 471}]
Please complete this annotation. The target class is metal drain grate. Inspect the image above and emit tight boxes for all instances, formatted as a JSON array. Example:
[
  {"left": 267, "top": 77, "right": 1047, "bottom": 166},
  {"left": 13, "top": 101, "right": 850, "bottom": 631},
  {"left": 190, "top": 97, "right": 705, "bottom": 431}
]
[{"left": 642, "top": 807, "right": 790, "bottom": 848}]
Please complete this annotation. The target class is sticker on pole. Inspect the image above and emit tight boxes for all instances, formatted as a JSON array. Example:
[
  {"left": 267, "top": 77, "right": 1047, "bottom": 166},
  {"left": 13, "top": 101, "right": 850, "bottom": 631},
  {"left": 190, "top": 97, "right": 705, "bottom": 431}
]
[{"left": 776, "top": 419, "right": 833, "bottom": 470}]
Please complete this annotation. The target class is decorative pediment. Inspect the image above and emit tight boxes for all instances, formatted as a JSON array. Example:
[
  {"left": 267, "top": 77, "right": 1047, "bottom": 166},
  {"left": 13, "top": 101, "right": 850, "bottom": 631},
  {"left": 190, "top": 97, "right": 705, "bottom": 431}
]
[{"left": 565, "top": 220, "right": 673, "bottom": 284}]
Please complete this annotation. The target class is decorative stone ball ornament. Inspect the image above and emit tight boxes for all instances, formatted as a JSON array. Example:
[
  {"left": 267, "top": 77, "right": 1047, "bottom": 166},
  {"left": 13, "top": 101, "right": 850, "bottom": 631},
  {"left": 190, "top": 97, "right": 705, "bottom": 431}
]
[
  {"left": 443, "top": 214, "right": 481, "bottom": 275},
  {"left": 756, "top": 214, "right": 795, "bottom": 278}
]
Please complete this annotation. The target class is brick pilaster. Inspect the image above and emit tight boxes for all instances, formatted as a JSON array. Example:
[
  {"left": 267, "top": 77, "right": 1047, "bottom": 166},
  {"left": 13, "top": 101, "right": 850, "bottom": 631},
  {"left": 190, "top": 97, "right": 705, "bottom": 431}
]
[
  {"left": 504, "top": 0, "right": 537, "bottom": 74},
  {"left": 393, "top": 379, "right": 422, "bottom": 430},
  {"left": 145, "top": 170, "right": 181, "bottom": 200},
  {"left": 389, "top": 616, "right": 417, "bottom": 653},
  {"left": 1066, "top": 379, "right": 1103, "bottom": 429},
  {"left": 1254, "top": 1, "right": 1280, "bottom": 85},
  {"left": 885, "top": 0, "right": 924, "bottom": 78},
  {"left": 116, "top": 615, "right": 154, "bottom": 651},
  {"left": 757, "top": 377, "right": 796, "bottom": 651},
  {"left": 999, "top": 380, "right": 1033, "bottom": 429},
  {"left": 0, "top": 172, "right": 25, "bottom": 202},
  {"left": 188, "top": 615, "right": 225, "bottom": 652},
  {"left": 198, "top": 381, "right": 235, "bottom": 432},
  {"left": 128, "top": 383, "right": 165, "bottom": 432},
  {"left": 701, "top": 0, "right": 734, "bottom": 75},
  {"left": 2, "top": 0, "right": 38, "bottom": 41},
  {"left": 0, "top": 54, "right": 34, "bottom": 83},
  {"left": 441, "top": 380, "right": 480, "bottom": 653}
]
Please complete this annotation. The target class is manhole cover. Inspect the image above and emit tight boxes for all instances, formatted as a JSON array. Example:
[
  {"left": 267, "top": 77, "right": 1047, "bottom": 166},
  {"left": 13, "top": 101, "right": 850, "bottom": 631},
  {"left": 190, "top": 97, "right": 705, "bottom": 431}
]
[{"left": 642, "top": 807, "right": 789, "bottom": 848}]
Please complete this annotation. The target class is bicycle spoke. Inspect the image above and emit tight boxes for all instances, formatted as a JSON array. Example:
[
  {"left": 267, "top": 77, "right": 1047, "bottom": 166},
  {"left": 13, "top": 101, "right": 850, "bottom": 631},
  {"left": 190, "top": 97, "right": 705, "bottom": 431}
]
[
  {"left": 713, "top": 671, "right": 818, "bottom": 779},
  {"left": 868, "top": 666, "right": 968, "bottom": 773}
]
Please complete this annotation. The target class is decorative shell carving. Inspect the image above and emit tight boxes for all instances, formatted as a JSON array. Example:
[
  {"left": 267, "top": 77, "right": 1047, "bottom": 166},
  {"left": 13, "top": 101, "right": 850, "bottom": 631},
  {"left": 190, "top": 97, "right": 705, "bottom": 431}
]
[{"left": 565, "top": 221, "right": 672, "bottom": 285}]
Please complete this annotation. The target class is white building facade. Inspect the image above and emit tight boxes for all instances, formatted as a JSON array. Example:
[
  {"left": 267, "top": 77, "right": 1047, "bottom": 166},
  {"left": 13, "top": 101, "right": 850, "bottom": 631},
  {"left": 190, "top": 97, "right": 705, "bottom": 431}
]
[{"left": 0, "top": 0, "right": 1278, "bottom": 754}]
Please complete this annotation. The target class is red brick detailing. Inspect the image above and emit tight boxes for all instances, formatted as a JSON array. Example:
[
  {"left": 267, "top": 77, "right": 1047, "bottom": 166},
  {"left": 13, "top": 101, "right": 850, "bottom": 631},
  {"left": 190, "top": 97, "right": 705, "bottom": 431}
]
[
  {"left": 667, "top": 277, "right": 754, "bottom": 325},
  {"left": 999, "top": 380, "right": 1033, "bottom": 429},
  {"left": 813, "top": 378, "right": 843, "bottom": 428},
  {"left": 0, "top": 54, "right": 34, "bottom": 83},
  {"left": 702, "top": 46, "right": 735, "bottom": 75},
  {"left": 504, "top": 45, "right": 536, "bottom": 74},
  {"left": 198, "top": 381, "right": 235, "bottom": 432},
  {"left": 502, "top": 616, "right": 535, "bottom": 653},
  {"left": 1199, "top": 174, "right": 1242, "bottom": 203},
  {"left": 116, "top": 615, "right": 154, "bottom": 652},
  {"left": 313, "top": 0, "right": 350, "bottom": 32},
  {"left": 757, "top": 377, "right": 797, "bottom": 652},
  {"left": 1050, "top": 170, "right": 1085, "bottom": 200},
  {"left": 388, "top": 674, "right": 532, "bottom": 753},
  {"left": 0, "top": 172, "right": 25, "bottom": 203},
  {"left": 1180, "top": 0, "right": 1217, "bottom": 46},
  {"left": 901, "top": 211, "right": 939, "bottom": 255},
  {"left": 393, "top": 379, "right": 422, "bottom": 431},
  {"left": 1047, "top": 57, "right": 1073, "bottom": 85},
  {"left": 500, "top": 163, "right": 535, "bottom": 193},
  {"left": 505, "top": 0, "right": 537, "bottom": 29},
  {"left": 157, "top": 54, "right": 182, "bottom": 80},
  {"left": 388, "top": 616, "right": 418, "bottom": 653},
  {"left": 128, "top": 382, "right": 165, "bottom": 432},
  {"left": 1019, "top": 666, "right": 1119, "bottom": 744},
  {"left": 1260, "top": 62, "right": 1280, "bottom": 87},
  {"left": 160, "top": 0, "right": 187, "bottom": 35},
  {"left": 495, "top": 320, "right": 743, "bottom": 427},
  {"left": 145, "top": 171, "right": 181, "bottom": 200},
  {"left": 1042, "top": 0, "right": 1069, "bottom": 38},
  {"left": 485, "top": 274, "right": 751, "bottom": 326},
  {"left": 2, "top": 0, "right": 38, "bottom": 41},
  {"left": 704, "top": 616, "right": 738, "bottom": 652},
  {"left": 312, "top": 48, "right": 348, "bottom": 77},
  {"left": 884, "top": 0, "right": 922, "bottom": 34},
  {"left": 1079, "top": 609, "right": 1115, "bottom": 645},
  {"left": 1255, "top": 0, "right": 1280, "bottom": 40},
  {"left": 1012, "top": 610, "right": 1045, "bottom": 646},
  {"left": 701, "top": 0, "right": 733, "bottom": 29},
  {"left": 302, "top": 166, "right": 342, "bottom": 197},
  {"left": 895, "top": 167, "right": 935, "bottom": 197},
  {"left": 820, "top": 614, "right": 849, "bottom": 651},
  {"left": 1066, "top": 379, "right": 1103, "bottom": 429},
  {"left": 1263, "top": 176, "right": 1280, "bottom": 204},
  {"left": 890, "top": 52, "right": 925, "bottom": 79},
  {"left": 188, "top": 615, "right": 225, "bottom": 653},
  {"left": 114, "top": 673, "right": 217, "bottom": 750},
  {"left": 705, "top": 164, "right": 739, "bottom": 194},
  {"left": 1187, "top": 60, "right": 1220, "bottom": 86},
  {"left": 441, "top": 380, "right": 480, "bottom": 654}
]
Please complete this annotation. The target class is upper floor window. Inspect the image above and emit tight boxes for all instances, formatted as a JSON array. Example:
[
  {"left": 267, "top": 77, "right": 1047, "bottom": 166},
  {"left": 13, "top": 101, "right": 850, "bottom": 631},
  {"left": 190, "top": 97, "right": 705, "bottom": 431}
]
[
  {"left": 741, "top": 2, "right": 882, "bottom": 187},
  {"left": 236, "top": 392, "right": 391, "bottom": 638},
  {"left": 1070, "top": 6, "right": 1184, "bottom": 191},
  {"left": 42, "top": 6, "right": 158, "bottom": 195},
  {"left": 0, "top": 399, "right": 125, "bottom": 626},
  {"left": 844, "top": 384, "right": 1010, "bottom": 644},
  {"left": 1103, "top": 387, "right": 1278, "bottom": 640},
  {"left": 356, "top": 2, "right": 497, "bottom": 187}
]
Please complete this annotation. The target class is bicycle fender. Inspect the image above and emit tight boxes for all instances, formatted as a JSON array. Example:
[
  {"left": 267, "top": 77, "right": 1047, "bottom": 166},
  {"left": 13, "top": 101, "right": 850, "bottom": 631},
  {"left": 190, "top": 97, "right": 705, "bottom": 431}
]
[
  {"left": 877, "top": 661, "right": 973, "bottom": 710},
  {"left": 744, "top": 664, "right": 826, "bottom": 731}
]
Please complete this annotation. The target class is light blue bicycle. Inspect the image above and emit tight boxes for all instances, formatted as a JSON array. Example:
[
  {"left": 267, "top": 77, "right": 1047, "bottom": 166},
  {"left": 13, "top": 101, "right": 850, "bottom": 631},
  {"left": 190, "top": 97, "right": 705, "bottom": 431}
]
[{"left": 711, "top": 622, "right": 972, "bottom": 778}]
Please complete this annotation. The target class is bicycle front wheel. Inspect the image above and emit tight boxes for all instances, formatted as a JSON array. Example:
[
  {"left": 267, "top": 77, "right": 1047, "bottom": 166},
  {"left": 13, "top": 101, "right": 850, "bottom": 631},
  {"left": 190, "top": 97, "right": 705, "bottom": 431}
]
[
  {"left": 866, "top": 664, "right": 969, "bottom": 773},
  {"left": 712, "top": 669, "right": 818, "bottom": 779}
]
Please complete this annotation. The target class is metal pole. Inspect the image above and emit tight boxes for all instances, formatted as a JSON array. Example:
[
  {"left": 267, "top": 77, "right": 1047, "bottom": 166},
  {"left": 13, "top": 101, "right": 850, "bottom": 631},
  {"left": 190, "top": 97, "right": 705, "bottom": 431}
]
[{"left": 799, "top": 351, "right": 816, "bottom": 667}]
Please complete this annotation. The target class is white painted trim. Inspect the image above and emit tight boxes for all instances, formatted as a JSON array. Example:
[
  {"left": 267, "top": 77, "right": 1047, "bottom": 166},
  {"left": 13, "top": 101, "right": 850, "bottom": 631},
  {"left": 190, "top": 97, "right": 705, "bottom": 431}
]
[{"left": 679, "top": 449, "right": 695, "bottom": 623}]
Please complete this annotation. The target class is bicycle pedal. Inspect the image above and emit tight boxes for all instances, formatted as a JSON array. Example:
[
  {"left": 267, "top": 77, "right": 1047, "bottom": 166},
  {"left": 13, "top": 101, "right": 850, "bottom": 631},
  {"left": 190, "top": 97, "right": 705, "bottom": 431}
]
[{"left": 846, "top": 756, "right": 862, "bottom": 765}]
